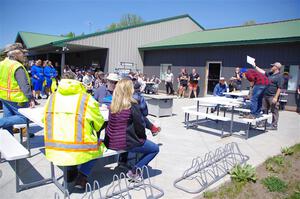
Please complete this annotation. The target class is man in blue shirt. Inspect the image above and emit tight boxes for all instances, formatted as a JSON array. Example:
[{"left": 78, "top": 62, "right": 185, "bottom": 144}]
[{"left": 213, "top": 77, "right": 228, "bottom": 96}]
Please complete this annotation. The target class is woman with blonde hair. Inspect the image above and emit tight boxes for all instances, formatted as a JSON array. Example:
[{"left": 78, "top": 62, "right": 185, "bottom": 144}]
[{"left": 104, "top": 79, "right": 159, "bottom": 180}]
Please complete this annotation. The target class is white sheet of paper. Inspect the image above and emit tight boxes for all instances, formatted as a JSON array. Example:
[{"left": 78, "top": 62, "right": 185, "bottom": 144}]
[{"left": 247, "top": 56, "right": 256, "bottom": 66}]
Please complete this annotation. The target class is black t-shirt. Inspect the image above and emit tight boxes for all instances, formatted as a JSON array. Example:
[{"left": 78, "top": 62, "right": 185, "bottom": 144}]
[
  {"left": 264, "top": 72, "right": 283, "bottom": 96},
  {"left": 189, "top": 73, "right": 200, "bottom": 84},
  {"left": 178, "top": 73, "right": 188, "bottom": 85}
]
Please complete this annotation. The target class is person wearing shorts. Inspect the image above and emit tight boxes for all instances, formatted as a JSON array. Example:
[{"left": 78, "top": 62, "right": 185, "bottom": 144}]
[
  {"left": 188, "top": 68, "right": 200, "bottom": 98},
  {"left": 177, "top": 68, "right": 188, "bottom": 98}
]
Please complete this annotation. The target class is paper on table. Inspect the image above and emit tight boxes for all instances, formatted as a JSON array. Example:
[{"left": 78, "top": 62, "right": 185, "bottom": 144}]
[{"left": 247, "top": 56, "right": 256, "bottom": 66}]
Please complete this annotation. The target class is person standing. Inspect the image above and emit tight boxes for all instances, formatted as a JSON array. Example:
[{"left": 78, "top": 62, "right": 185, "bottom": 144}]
[
  {"left": 240, "top": 68, "right": 269, "bottom": 119},
  {"left": 253, "top": 62, "right": 283, "bottom": 130},
  {"left": 177, "top": 68, "right": 189, "bottom": 98},
  {"left": 31, "top": 59, "right": 44, "bottom": 99},
  {"left": 165, "top": 69, "right": 174, "bottom": 95},
  {"left": 232, "top": 67, "right": 242, "bottom": 91},
  {"left": 188, "top": 68, "right": 200, "bottom": 98},
  {"left": 43, "top": 75, "right": 107, "bottom": 189},
  {"left": 82, "top": 69, "right": 94, "bottom": 94},
  {"left": 44, "top": 60, "right": 57, "bottom": 97},
  {"left": 0, "top": 43, "right": 35, "bottom": 135}
]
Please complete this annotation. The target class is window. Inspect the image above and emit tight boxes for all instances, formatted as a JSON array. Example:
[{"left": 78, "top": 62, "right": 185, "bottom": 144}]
[
  {"left": 282, "top": 65, "right": 299, "bottom": 91},
  {"left": 160, "top": 64, "right": 172, "bottom": 80}
]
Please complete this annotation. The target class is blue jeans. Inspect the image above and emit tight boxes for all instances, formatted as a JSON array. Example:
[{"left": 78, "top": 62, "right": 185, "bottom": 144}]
[
  {"left": 128, "top": 139, "right": 159, "bottom": 169},
  {"left": 0, "top": 99, "right": 28, "bottom": 134},
  {"left": 250, "top": 85, "right": 266, "bottom": 116},
  {"left": 78, "top": 159, "right": 97, "bottom": 176}
]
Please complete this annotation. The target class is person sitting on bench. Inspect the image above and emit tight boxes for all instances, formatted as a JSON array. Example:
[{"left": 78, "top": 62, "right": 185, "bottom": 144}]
[
  {"left": 43, "top": 72, "right": 107, "bottom": 189},
  {"left": 104, "top": 79, "right": 159, "bottom": 180}
]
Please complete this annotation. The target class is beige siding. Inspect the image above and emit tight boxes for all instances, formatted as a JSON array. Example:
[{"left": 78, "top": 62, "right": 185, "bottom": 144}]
[{"left": 67, "top": 17, "right": 202, "bottom": 72}]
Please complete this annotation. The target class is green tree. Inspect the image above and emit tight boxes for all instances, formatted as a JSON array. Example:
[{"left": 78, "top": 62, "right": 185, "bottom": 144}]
[
  {"left": 242, "top": 20, "right": 256, "bottom": 26},
  {"left": 106, "top": 14, "right": 144, "bottom": 31},
  {"left": 61, "top": 32, "right": 76, "bottom": 38}
]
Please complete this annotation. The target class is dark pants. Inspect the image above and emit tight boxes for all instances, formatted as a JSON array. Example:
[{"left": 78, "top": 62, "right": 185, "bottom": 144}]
[
  {"left": 166, "top": 82, "right": 174, "bottom": 95},
  {"left": 250, "top": 85, "right": 266, "bottom": 116},
  {"left": 262, "top": 96, "right": 279, "bottom": 127}
]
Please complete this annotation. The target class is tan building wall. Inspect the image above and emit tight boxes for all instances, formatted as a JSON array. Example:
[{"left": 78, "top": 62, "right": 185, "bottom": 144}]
[{"left": 66, "top": 16, "right": 202, "bottom": 72}]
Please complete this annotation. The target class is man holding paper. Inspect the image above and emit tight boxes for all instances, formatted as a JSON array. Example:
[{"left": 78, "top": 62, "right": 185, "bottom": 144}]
[{"left": 250, "top": 60, "right": 283, "bottom": 130}]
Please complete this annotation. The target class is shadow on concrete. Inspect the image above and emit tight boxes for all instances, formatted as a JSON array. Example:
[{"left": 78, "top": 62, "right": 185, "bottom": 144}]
[{"left": 184, "top": 119, "right": 266, "bottom": 139}]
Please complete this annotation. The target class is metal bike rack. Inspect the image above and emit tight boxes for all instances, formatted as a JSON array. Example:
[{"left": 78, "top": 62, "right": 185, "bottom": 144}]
[
  {"left": 54, "top": 166, "right": 164, "bottom": 199},
  {"left": 173, "top": 142, "right": 249, "bottom": 194}
]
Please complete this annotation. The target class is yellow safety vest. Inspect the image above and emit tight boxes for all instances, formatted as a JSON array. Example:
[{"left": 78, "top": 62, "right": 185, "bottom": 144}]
[
  {"left": 43, "top": 79, "right": 106, "bottom": 166},
  {"left": 0, "top": 58, "right": 30, "bottom": 102}
]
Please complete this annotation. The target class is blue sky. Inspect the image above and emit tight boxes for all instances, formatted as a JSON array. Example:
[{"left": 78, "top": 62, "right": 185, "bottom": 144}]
[{"left": 1, "top": 0, "right": 300, "bottom": 48}]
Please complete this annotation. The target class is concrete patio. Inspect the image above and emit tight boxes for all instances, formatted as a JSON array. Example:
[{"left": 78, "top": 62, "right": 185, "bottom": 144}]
[{"left": 0, "top": 97, "right": 299, "bottom": 199}]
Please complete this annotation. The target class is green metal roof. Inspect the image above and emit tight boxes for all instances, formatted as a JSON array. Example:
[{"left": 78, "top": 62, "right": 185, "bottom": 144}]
[
  {"left": 52, "top": 14, "right": 204, "bottom": 46},
  {"left": 17, "top": 31, "right": 67, "bottom": 49},
  {"left": 140, "top": 19, "right": 300, "bottom": 50}
]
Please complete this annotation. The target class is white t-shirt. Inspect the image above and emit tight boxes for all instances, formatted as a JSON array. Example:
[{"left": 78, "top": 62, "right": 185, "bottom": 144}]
[{"left": 165, "top": 73, "right": 173, "bottom": 83}]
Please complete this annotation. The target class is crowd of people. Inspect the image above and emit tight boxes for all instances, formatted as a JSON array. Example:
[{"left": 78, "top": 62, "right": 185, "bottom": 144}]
[{"left": 0, "top": 42, "right": 297, "bottom": 191}]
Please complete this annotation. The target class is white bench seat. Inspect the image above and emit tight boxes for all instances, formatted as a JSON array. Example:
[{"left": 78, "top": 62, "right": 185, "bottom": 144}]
[
  {"left": 183, "top": 110, "right": 231, "bottom": 138},
  {"left": 238, "top": 114, "right": 272, "bottom": 125},
  {"left": 0, "top": 129, "right": 29, "bottom": 160},
  {"left": 184, "top": 110, "right": 231, "bottom": 122},
  {"left": 13, "top": 123, "right": 39, "bottom": 129},
  {"left": 234, "top": 108, "right": 251, "bottom": 113}
]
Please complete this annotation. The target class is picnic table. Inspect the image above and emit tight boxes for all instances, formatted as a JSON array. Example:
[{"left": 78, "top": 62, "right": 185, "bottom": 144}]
[
  {"left": 223, "top": 90, "right": 249, "bottom": 98},
  {"left": 193, "top": 96, "right": 242, "bottom": 134}
]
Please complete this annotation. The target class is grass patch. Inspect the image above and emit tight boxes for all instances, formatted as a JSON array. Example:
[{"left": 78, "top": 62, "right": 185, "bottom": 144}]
[
  {"left": 291, "top": 144, "right": 300, "bottom": 153},
  {"left": 261, "top": 176, "right": 287, "bottom": 192},
  {"left": 265, "top": 155, "right": 287, "bottom": 173}
]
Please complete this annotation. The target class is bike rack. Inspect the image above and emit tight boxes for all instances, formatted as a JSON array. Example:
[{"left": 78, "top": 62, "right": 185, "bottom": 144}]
[
  {"left": 54, "top": 166, "right": 164, "bottom": 199},
  {"left": 173, "top": 142, "right": 249, "bottom": 194}
]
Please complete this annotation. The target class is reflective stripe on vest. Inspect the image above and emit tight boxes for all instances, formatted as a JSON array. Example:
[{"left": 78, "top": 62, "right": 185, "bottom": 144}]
[{"left": 45, "top": 93, "right": 99, "bottom": 151}]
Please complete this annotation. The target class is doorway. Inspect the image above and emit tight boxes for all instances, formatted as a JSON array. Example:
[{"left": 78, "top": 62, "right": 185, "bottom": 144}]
[{"left": 205, "top": 62, "right": 222, "bottom": 95}]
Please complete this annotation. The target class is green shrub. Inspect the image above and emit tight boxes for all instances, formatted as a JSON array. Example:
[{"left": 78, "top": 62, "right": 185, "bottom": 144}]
[
  {"left": 230, "top": 164, "right": 257, "bottom": 182},
  {"left": 281, "top": 147, "right": 294, "bottom": 156},
  {"left": 261, "top": 176, "right": 287, "bottom": 192}
]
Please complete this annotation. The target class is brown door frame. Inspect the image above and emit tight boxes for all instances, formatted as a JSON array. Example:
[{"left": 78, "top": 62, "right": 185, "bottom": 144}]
[{"left": 204, "top": 61, "right": 222, "bottom": 96}]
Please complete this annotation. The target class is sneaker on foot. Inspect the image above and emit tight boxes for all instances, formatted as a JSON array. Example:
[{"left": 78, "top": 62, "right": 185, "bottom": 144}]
[
  {"left": 74, "top": 172, "right": 88, "bottom": 190},
  {"left": 243, "top": 114, "right": 256, "bottom": 119},
  {"left": 151, "top": 125, "right": 161, "bottom": 136},
  {"left": 126, "top": 170, "right": 141, "bottom": 182},
  {"left": 266, "top": 125, "right": 278, "bottom": 130}
]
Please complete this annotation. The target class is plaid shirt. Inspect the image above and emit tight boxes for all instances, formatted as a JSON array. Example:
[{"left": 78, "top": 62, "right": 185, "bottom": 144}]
[{"left": 245, "top": 69, "right": 269, "bottom": 85}]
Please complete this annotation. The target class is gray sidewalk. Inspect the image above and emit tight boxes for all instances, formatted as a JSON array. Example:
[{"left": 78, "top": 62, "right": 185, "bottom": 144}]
[{"left": 0, "top": 97, "right": 300, "bottom": 199}]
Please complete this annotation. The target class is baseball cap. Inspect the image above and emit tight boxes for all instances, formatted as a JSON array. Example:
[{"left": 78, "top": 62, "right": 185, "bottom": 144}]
[
  {"left": 240, "top": 68, "right": 248, "bottom": 74},
  {"left": 271, "top": 62, "right": 282, "bottom": 69},
  {"left": 219, "top": 77, "right": 225, "bottom": 81},
  {"left": 3, "top": 43, "right": 28, "bottom": 53}
]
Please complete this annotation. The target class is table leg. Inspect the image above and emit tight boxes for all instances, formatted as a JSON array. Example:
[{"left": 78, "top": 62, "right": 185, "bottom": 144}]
[
  {"left": 230, "top": 106, "right": 234, "bottom": 135},
  {"left": 196, "top": 101, "right": 199, "bottom": 120},
  {"left": 26, "top": 118, "right": 31, "bottom": 156}
]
